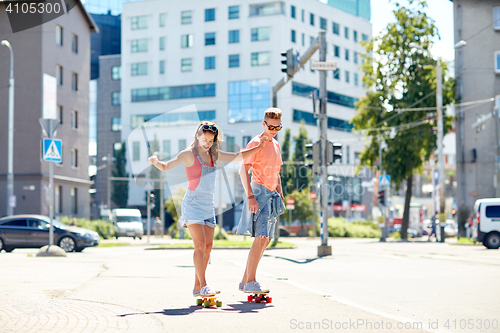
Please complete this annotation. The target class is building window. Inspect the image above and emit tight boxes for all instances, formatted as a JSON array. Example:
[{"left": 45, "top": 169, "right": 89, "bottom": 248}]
[
  {"left": 71, "top": 187, "right": 77, "bottom": 214},
  {"left": 496, "top": 51, "right": 500, "bottom": 73},
  {"left": 251, "top": 52, "right": 270, "bottom": 66},
  {"left": 353, "top": 30, "right": 358, "bottom": 42},
  {"left": 131, "top": 38, "right": 148, "bottom": 53},
  {"left": 163, "top": 140, "right": 171, "bottom": 158},
  {"left": 291, "top": 5, "right": 296, "bottom": 18},
  {"left": 334, "top": 45, "right": 340, "bottom": 58},
  {"left": 181, "top": 34, "right": 193, "bottom": 48},
  {"left": 332, "top": 22, "right": 340, "bottom": 35},
  {"left": 58, "top": 105, "right": 63, "bottom": 124},
  {"left": 229, "top": 30, "right": 239, "bottom": 43},
  {"left": 205, "top": 8, "right": 215, "bottom": 21},
  {"left": 131, "top": 62, "right": 148, "bottom": 76},
  {"left": 112, "top": 142, "right": 122, "bottom": 158},
  {"left": 292, "top": 109, "right": 353, "bottom": 132},
  {"left": 181, "top": 58, "right": 192, "bottom": 72},
  {"left": 354, "top": 73, "right": 359, "bottom": 86},
  {"left": 345, "top": 49, "right": 349, "bottom": 61},
  {"left": 228, "top": 79, "right": 270, "bottom": 123},
  {"left": 71, "top": 149, "right": 78, "bottom": 168},
  {"left": 301, "top": 33, "right": 304, "bottom": 46},
  {"left": 251, "top": 27, "right": 270, "bottom": 41},
  {"left": 111, "top": 66, "right": 121, "bottom": 80},
  {"left": 179, "top": 139, "right": 187, "bottom": 151},
  {"left": 159, "top": 60, "right": 165, "bottom": 74},
  {"left": 131, "top": 83, "right": 215, "bottom": 102},
  {"left": 354, "top": 51, "right": 358, "bottom": 64},
  {"left": 333, "top": 68, "right": 340, "bottom": 80},
  {"left": 71, "top": 72, "right": 78, "bottom": 91},
  {"left": 346, "top": 146, "right": 350, "bottom": 164},
  {"left": 56, "top": 25, "right": 63, "bottom": 45},
  {"left": 131, "top": 111, "right": 215, "bottom": 129},
  {"left": 131, "top": 15, "right": 147, "bottom": 30},
  {"left": 229, "top": 5, "right": 239, "bottom": 19},
  {"left": 310, "top": 13, "right": 314, "bottom": 26},
  {"left": 320, "top": 17, "right": 327, "bottom": 30},
  {"left": 243, "top": 136, "right": 251, "bottom": 146},
  {"left": 345, "top": 70, "right": 350, "bottom": 83},
  {"left": 345, "top": 27, "right": 349, "bottom": 39},
  {"left": 55, "top": 185, "right": 62, "bottom": 214},
  {"left": 181, "top": 10, "right": 192, "bottom": 24},
  {"left": 159, "top": 13, "right": 166, "bottom": 27},
  {"left": 494, "top": 7, "right": 500, "bottom": 30},
  {"left": 310, "top": 36, "right": 314, "bottom": 45},
  {"left": 292, "top": 81, "right": 358, "bottom": 108},
  {"left": 159, "top": 37, "right": 165, "bottom": 50},
  {"left": 133, "top": 141, "right": 140, "bottom": 161},
  {"left": 71, "top": 34, "right": 78, "bottom": 53},
  {"left": 112, "top": 91, "right": 121, "bottom": 105},
  {"left": 56, "top": 65, "right": 63, "bottom": 85},
  {"left": 111, "top": 117, "right": 121, "bottom": 131},
  {"left": 205, "top": 56, "right": 215, "bottom": 70},
  {"left": 291, "top": 30, "right": 296, "bottom": 43},
  {"left": 362, "top": 33, "right": 368, "bottom": 42},
  {"left": 301, "top": 9, "right": 304, "bottom": 22},
  {"left": 226, "top": 136, "right": 236, "bottom": 152},
  {"left": 71, "top": 110, "right": 78, "bottom": 129},
  {"left": 229, "top": 54, "right": 240, "bottom": 68},
  {"left": 249, "top": 2, "right": 285, "bottom": 16},
  {"left": 205, "top": 32, "right": 216, "bottom": 45}
]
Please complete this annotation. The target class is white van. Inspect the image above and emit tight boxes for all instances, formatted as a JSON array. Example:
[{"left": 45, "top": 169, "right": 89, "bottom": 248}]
[
  {"left": 474, "top": 198, "right": 500, "bottom": 249},
  {"left": 111, "top": 208, "right": 143, "bottom": 239}
]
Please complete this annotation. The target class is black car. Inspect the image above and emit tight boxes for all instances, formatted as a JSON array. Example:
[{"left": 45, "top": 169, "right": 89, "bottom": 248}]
[{"left": 0, "top": 215, "right": 99, "bottom": 252}]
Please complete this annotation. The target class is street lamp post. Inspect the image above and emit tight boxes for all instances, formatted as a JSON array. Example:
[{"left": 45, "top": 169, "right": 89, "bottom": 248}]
[{"left": 1, "top": 40, "right": 15, "bottom": 216}]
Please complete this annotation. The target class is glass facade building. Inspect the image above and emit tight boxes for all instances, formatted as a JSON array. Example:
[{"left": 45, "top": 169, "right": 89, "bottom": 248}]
[
  {"left": 327, "top": 0, "right": 371, "bottom": 21},
  {"left": 228, "top": 79, "right": 270, "bottom": 123},
  {"left": 83, "top": 0, "right": 141, "bottom": 15}
]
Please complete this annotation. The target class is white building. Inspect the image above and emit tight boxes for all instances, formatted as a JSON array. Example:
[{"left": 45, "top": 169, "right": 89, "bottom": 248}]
[{"left": 120, "top": 0, "right": 372, "bottom": 220}]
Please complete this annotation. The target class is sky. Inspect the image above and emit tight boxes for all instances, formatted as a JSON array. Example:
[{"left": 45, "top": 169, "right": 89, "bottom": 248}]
[{"left": 370, "top": 0, "right": 455, "bottom": 62}]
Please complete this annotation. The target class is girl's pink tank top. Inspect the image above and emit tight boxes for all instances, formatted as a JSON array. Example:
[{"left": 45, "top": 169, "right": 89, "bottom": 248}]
[{"left": 185, "top": 149, "right": 214, "bottom": 191}]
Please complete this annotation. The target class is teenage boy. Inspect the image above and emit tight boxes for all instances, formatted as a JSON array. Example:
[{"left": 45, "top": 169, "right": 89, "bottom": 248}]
[{"left": 236, "top": 108, "right": 285, "bottom": 293}]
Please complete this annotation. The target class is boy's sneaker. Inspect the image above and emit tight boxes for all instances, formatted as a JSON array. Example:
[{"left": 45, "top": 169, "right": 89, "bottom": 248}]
[
  {"left": 200, "top": 285, "right": 216, "bottom": 297},
  {"left": 243, "top": 281, "right": 269, "bottom": 293},
  {"left": 238, "top": 282, "right": 245, "bottom": 291}
]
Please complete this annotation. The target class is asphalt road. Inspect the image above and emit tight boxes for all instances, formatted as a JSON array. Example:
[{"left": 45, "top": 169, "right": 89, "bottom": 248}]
[{"left": 0, "top": 237, "right": 498, "bottom": 333}]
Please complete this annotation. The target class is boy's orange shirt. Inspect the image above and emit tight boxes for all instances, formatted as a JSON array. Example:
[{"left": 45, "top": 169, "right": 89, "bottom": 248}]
[{"left": 243, "top": 135, "right": 283, "bottom": 192}]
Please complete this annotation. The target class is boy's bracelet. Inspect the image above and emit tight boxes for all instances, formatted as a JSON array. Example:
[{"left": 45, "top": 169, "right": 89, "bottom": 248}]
[{"left": 248, "top": 195, "right": 255, "bottom": 199}]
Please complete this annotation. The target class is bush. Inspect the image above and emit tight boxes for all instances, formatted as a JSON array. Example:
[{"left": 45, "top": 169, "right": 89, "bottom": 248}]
[
  {"left": 58, "top": 216, "right": 115, "bottom": 239},
  {"left": 315, "top": 217, "right": 381, "bottom": 238}
]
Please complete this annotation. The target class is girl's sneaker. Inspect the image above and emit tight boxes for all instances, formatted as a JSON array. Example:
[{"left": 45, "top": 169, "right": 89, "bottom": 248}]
[
  {"left": 193, "top": 289, "right": 200, "bottom": 297},
  {"left": 200, "top": 285, "right": 216, "bottom": 297}
]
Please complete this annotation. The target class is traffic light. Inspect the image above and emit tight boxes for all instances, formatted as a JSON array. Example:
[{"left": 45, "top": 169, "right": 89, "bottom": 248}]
[
  {"left": 305, "top": 141, "right": 320, "bottom": 174},
  {"left": 281, "top": 48, "right": 295, "bottom": 78},
  {"left": 149, "top": 193, "right": 155, "bottom": 209},
  {"left": 378, "top": 190, "right": 385, "bottom": 206},
  {"left": 327, "top": 142, "right": 342, "bottom": 165},
  {"left": 451, "top": 208, "right": 457, "bottom": 217}
]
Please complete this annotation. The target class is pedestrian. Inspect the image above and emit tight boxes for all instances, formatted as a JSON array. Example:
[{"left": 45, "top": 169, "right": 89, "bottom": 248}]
[
  {"left": 428, "top": 212, "right": 438, "bottom": 242},
  {"left": 154, "top": 216, "right": 162, "bottom": 238},
  {"left": 148, "top": 121, "right": 267, "bottom": 298},
  {"left": 466, "top": 212, "right": 474, "bottom": 239},
  {"left": 177, "top": 216, "right": 185, "bottom": 240},
  {"left": 70, "top": 217, "right": 76, "bottom": 226},
  {"left": 236, "top": 108, "right": 286, "bottom": 294}
]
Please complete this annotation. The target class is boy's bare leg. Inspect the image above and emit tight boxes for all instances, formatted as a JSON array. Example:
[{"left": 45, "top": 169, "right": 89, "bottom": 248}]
[{"left": 242, "top": 236, "right": 271, "bottom": 283}]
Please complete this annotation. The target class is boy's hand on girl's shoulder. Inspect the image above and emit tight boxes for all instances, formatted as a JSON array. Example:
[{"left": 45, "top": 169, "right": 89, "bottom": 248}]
[{"left": 148, "top": 155, "right": 158, "bottom": 165}]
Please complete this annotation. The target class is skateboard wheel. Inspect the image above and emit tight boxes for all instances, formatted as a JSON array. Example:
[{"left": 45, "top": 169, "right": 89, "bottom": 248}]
[
  {"left": 203, "top": 301, "right": 210, "bottom": 308},
  {"left": 216, "top": 301, "right": 222, "bottom": 307},
  {"left": 267, "top": 297, "right": 272, "bottom": 303},
  {"left": 255, "top": 296, "right": 261, "bottom": 303},
  {"left": 247, "top": 295, "right": 253, "bottom": 302},
  {"left": 196, "top": 299, "right": 202, "bottom": 306}
]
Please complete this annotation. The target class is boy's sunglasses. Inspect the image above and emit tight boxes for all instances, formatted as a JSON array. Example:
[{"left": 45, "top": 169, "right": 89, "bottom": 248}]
[
  {"left": 200, "top": 124, "right": 218, "bottom": 133},
  {"left": 264, "top": 120, "right": 282, "bottom": 131}
]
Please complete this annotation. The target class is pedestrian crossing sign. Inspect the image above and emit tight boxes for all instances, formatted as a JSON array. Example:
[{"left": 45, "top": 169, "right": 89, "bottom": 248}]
[
  {"left": 43, "top": 138, "right": 62, "bottom": 162},
  {"left": 379, "top": 175, "right": 391, "bottom": 187}
]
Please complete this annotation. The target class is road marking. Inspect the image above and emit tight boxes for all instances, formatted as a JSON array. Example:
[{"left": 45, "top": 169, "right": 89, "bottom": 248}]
[{"left": 227, "top": 259, "right": 452, "bottom": 333}]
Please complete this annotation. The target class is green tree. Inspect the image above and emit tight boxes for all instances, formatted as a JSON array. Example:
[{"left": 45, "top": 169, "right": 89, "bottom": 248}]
[
  {"left": 283, "top": 189, "right": 314, "bottom": 229},
  {"left": 352, "top": 0, "right": 455, "bottom": 239},
  {"left": 111, "top": 142, "right": 129, "bottom": 208},
  {"left": 292, "top": 121, "right": 311, "bottom": 192},
  {"left": 280, "top": 128, "right": 293, "bottom": 195}
]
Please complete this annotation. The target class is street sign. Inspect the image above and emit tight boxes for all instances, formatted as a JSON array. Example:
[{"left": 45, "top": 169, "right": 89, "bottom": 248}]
[
  {"left": 311, "top": 60, "right": 337, "bottom": 70},
  {"left": 42, "top": 139, "right": 62, "bottom": 162},
  {"left": 286, "top": 197, "right": 295, "bottom": 210},
  {"left": 9, "top": 195, "right": 16, "bottom": 208},
  {"left": 379, "top": 175, "right": 391, "bottom": 187},
  {"left": 310, "top": 192, "right": 317, "bottom": 200},
  {"left": 39, "top": 118, "right": 59, "bottom": 138},
  {"left": 287, "top": 204, "right": 295, "bottom": 210},
  {"left": 144, "top": 181, "right": 154, "bottom": 190}
]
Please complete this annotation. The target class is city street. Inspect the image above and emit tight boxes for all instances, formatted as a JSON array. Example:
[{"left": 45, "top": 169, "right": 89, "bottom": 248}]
[{"left": 1, "top": 237, "right": 499, "bottom": 333}]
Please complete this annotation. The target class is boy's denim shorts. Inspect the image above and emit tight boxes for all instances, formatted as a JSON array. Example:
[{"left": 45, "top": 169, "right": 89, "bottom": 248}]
[{"left": 252, "top": 199, "right": 277, "bottom": 238}]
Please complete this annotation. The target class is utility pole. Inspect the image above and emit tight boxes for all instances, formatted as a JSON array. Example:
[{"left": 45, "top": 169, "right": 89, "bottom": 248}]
[
  {"left": 1, "top": 40, "right": 15, "bottom": 216},
  {"left": 436, "top": 58, "right": 446, "bottom": 243},
  {"left": 317, "top": 31, "right": 331, "bottom": 256},
  {"left": 147, "top": 190, "right": 151, "bottom": 243},
  {"left": 107, "top": 153, "right": 112, "bottom": 211},
  {"left": 379, "top": 141, "right": 386, "bottom": 241}
]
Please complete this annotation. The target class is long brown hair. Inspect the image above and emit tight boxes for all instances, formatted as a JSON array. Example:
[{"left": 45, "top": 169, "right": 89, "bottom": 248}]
[{"left": 190, "top": 121, "right": 222, "bottom": 162}]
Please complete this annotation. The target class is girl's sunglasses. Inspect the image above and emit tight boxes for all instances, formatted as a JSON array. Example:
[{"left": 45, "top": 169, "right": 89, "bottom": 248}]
[
  {"left": 264, "top": 120, "right": 282, "bottom": 131},
  {"left": 200, "top": 124, "right": 218, "bottom": 133}
]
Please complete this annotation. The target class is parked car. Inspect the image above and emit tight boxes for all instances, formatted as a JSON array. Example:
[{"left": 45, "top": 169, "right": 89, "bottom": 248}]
[
  {"left": 444, "top": 220, "right": 458, "bottom": 238},
  {"left": 475, "top": 198, "right": 500, "bottom": 249},
  {"left": 390, "top": 225, "right": 418, "bottom": 238},
  {"left": 0, "top": 215, "right": 99, "bottom": 252},
  {"left": 110, "top": 208, "right": 143, "bottom": 239}
]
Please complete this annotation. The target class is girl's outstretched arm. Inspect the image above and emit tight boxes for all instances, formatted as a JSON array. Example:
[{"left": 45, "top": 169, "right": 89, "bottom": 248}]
[
  {"left": 218, "top": 135, "right": 268, "bottom": 162},
  {"left": 148, "top": 150, "right": 191, "bottom": 171}
]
